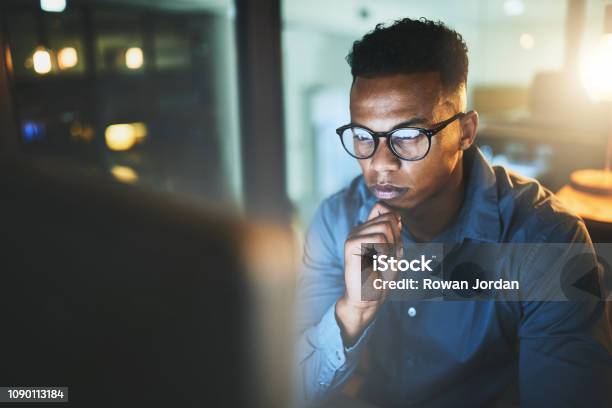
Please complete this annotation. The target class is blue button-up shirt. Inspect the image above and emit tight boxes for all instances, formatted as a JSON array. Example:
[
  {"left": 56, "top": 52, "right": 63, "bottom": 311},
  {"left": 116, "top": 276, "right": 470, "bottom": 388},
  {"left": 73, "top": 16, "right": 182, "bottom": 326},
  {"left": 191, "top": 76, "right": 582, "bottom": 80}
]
[{"left": 295, "top": 146, "right": 611, "bottom": 407}]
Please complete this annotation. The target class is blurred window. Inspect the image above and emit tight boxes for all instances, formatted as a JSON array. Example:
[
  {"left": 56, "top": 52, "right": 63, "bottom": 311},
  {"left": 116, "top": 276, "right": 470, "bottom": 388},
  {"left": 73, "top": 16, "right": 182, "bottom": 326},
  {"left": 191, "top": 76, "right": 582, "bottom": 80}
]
[
  {"left": 95, "top": 10, "right": 145, "bottom": 74},
  {"left": 2, "top": 0, "right": 241, "bottom": 207},
  {"left": 154, "top": 20, "right": 191, "bottom": 71}
]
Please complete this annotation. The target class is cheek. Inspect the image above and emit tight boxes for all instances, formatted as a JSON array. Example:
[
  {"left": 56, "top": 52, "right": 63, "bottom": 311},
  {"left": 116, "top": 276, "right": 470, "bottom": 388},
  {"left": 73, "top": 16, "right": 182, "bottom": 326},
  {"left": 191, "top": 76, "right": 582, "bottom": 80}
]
[
  {"left": 430, "top": 135, "right": 460, "bottom": 171},
  {"left": 398, "top": 161, "right": 430, "bottom": 185},
  {"left": 357, "top": 159, "right": 369, "bottom": 175},
  {"left": 433, "top": 129, "right": 461, "bottom": 159},
  {"left": 402, "top": 141, "right": 458, "bottom": 187},
  {"left": 358, "top": 160, "right": 374, "bottom": 182}
]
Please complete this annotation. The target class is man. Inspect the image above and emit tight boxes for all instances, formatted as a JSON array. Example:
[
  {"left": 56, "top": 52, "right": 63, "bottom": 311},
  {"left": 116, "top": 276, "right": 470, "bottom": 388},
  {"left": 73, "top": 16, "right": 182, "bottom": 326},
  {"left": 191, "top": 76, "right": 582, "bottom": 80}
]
[{"left": 295, "top": 18, "right": 611, "bottom": 407}]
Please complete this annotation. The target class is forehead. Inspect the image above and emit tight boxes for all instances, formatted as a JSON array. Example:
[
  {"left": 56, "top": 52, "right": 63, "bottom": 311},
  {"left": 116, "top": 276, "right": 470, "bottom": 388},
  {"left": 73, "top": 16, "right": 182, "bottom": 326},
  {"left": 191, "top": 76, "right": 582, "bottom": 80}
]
[{"left": 349, "top": 72, "right": 446, "bottom": 124}]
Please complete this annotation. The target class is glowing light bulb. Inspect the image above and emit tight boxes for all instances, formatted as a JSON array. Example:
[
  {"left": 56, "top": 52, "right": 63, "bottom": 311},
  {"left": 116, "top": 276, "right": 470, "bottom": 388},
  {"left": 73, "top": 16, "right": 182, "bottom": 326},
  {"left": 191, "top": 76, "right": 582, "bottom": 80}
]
[
  {"left": 125, "top": 47, "right": 143, "bottom": 69},
  {"left": 131, "top": 122, "right": 147, "bottom": 142},
  {"left": 111, "top": 165, "right": 139, "bottom": 184},
  {"left": 105, "top": 124, "right": 136, "bottom": 151},
  {"left": 40, "top": 0, "right": 66, "bottom": 13},
  {"left": 58, "top": 47, "right": 78, "bottom": 69},
  {"left": 105, "top": 122, "right": 147, "bottom": 151},
  {"left": 33, "top": 49, "right": 52, "bottom": 74},
  {"left": 581, "top": 34, "right": 612, "bottom": 102}
]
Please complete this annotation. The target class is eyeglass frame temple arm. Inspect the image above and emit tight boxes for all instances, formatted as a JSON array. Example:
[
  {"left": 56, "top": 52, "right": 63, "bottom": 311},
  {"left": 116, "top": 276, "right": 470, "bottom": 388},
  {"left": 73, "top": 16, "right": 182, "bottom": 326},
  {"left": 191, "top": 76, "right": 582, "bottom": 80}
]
[{"left": 335, "top": 111, "right": 469, "bottom": 138}]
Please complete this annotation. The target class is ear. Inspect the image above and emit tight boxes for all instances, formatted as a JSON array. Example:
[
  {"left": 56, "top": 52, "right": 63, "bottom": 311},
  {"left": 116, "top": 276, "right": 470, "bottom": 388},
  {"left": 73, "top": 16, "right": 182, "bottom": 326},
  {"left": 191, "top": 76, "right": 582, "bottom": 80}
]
[{"left": 459, "top": 110, "right": 478, "bottom": 150}]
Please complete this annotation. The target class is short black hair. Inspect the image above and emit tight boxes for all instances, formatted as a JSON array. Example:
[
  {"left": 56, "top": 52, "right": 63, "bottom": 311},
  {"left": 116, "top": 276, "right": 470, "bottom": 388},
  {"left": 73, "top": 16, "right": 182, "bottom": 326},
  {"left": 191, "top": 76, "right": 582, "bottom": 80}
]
[{"left": 347, "top": 18, "right": 469, "bottom": 92}]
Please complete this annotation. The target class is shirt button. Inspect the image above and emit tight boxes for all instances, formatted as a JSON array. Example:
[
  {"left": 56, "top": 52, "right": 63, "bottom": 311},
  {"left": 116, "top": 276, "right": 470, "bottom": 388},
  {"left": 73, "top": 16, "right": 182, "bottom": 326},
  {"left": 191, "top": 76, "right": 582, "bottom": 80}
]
[{"left": 407, "top": 307, "right": 417, "bottom": 317}]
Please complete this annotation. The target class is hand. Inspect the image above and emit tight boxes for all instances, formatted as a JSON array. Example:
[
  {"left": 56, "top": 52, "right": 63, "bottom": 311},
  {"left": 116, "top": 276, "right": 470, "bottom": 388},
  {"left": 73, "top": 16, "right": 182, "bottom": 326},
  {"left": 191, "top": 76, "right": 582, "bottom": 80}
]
[{"left": 336, "top": 202, "right": 402, "bottom": 346}]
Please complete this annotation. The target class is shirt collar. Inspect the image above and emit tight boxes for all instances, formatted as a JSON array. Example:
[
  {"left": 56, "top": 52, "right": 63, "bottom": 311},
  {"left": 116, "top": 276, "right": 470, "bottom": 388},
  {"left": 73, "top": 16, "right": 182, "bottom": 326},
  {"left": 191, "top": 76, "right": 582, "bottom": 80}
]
[
  {"left": 356, "top": 146, "right": 501, "bottom": 243},
  {"left": 455, "top": 146, "right": 501, "bottom": 243}
]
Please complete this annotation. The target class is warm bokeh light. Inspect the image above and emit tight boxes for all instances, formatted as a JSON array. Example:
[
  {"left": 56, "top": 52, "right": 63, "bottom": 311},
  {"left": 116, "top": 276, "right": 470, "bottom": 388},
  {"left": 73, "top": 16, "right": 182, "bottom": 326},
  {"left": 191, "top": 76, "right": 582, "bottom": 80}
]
[
  {"left": 104, "top": 122, "right": 147, "bottom": 151},
  {"left": 110, "top": 165, "right": 139, "bottom": 184},
  {"left": 581, "top": 34, "right": 612, "bottom": 102},
  {"left": 32, "top": 49, "right": 52, "bottom": 74},
  {"left": 519, "top": 33, "right": 535, "bottom": 50},
  {"left": 131, "top": 122, "right": 147, "bottom": 142},
  {"left": 40, "top": 0, "right": 66, "bottom": 13},
  {"left": 69, "top": 122, "right": 95, "bottom": 142},
  {"left": 125, "top": 47, "right": 144, "bottom": 70},
  {"left": 5, "top": 46, "right": 14, "bottom": 75},
  {"left": 80, "top": 126, "right": 95, "bottom": 142},
  {"left": 105, "top": 124, "right": 136, "bottom": 151},
  {"left": 557, "top": 169, "right": 612, "bottom": 223},
  {"left": 58, "top": 47, "right": 78, "bottom": 69}
]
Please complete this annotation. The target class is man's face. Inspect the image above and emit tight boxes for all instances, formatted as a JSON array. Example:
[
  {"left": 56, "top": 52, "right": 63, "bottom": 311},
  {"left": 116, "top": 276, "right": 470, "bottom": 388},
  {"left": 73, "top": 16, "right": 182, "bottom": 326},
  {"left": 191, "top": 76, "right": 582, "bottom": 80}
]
[{"left": 349, "top": 72, "right": 465, "bottom": 210}]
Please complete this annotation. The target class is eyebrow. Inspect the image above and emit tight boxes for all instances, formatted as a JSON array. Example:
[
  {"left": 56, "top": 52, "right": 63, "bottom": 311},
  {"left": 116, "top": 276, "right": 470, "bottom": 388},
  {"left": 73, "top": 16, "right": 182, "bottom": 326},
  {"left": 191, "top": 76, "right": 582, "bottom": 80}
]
[
  {"left": 391, "top": 116, "right": 430, "bottom": 129},
  {"left": 348, "top": 116, "right": 431, "bottom": 131}
]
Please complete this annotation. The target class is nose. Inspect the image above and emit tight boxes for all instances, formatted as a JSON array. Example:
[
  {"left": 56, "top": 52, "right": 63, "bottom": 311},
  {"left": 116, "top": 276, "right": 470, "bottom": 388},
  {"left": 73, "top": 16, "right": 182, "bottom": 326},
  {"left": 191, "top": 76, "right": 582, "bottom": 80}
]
[{"left": 370, "top": 137, "right": 401, "bottom": 173}]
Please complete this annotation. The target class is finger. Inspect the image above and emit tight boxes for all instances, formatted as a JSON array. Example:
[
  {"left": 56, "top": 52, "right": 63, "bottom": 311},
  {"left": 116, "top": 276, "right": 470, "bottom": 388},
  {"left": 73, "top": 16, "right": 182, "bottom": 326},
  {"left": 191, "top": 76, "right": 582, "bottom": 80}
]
[
  {"left": 346, "top": 233, "right": 390, "bottom": 256},
  {"left": 369, "top": 203, "right": 403, "bottom": 256},
  {"left": 351, "top": 213, "right": 400, "bottom": 237},
  {"left": 367, "top": 202, "right": 396, "bottom": 222},
  {"left": 359, "top": 221, "right": 403, "bottom": 262},
  {"left": 353, "top": 220, "right": 398, "bottom": 245},
  {"left": 367, "top": 203, "right": 401, "bottom": 233},
  {"left": 362, "top": 213, "right": 404, "bottom": 261}
]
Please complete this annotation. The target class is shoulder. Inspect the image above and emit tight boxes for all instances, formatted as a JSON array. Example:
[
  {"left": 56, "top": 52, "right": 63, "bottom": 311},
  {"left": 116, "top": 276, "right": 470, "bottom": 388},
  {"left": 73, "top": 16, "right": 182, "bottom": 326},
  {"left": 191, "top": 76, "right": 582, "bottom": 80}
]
[
  {"left": 493, "top": 166, "right": 590, "bottom": 244},
  {"left": 305, "top": 175, "right": 368, "bottom": 260},
  {"left": 317, "top": 175, "right": 367, "bottom": 223}
]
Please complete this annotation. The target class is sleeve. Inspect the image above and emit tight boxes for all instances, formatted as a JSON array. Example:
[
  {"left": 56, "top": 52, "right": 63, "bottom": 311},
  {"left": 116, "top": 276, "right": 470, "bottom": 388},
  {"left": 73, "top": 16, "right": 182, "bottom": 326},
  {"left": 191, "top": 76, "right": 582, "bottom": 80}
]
[
  {"left": 293, "top": 200, "right": 375, "bottom": 406},
  {"left": 518, "top": 217, "right": 612, "bottom": 407}
]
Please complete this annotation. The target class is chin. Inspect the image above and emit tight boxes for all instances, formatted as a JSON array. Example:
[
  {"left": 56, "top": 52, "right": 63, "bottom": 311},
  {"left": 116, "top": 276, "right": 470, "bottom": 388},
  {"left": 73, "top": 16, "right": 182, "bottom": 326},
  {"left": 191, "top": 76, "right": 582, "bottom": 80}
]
[{"left": 382, "top": 191, "right": 419, "bottom": 210}]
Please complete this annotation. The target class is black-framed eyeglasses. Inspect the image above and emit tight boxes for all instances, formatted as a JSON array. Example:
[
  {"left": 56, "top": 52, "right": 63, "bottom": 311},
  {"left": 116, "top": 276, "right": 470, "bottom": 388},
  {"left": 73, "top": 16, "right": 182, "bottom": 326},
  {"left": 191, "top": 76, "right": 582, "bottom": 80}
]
[{"left": 335, "top": 112, "right": 466, "bottom": 161}]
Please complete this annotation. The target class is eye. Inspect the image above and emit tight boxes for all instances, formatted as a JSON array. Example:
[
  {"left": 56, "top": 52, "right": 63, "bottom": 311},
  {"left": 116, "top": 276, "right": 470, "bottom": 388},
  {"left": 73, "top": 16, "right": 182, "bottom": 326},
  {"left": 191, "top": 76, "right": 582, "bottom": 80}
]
[
  {"left": 351, "top": 129, "right": 372, "bottom": 142},
  {"left": 340, "top": 127, "right": 376, "bottom": 159},
  {"left": 390, "top": 128, "right": 429, "bottom": 160},
  {"left": 391, "top": 128, "right": 422, "bottom": 141}
]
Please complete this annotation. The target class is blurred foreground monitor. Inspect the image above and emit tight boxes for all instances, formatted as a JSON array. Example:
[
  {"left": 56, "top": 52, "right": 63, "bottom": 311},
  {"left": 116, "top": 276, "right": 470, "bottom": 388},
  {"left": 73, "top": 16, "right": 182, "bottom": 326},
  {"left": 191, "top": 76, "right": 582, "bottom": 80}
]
[{"left": 0, "top": 156, "right": 293, "bottom": 407}]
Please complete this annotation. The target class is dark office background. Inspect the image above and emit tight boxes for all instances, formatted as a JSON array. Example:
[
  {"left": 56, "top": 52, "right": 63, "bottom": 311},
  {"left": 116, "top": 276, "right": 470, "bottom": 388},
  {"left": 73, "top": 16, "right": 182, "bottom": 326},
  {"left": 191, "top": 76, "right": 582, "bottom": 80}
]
[
  {"left": 1, "top": 0, "right": 612, "bottom": 405},
  {"left": 2, "top": 0, "right": 612, "bottom": 227}
]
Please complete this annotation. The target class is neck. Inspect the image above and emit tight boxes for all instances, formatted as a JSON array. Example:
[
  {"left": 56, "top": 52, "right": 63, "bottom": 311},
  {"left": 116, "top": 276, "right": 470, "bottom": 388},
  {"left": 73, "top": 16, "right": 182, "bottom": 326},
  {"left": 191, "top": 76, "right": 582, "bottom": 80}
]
[{"left": 401, "top": 157, "right": 466, "bottom": 242}]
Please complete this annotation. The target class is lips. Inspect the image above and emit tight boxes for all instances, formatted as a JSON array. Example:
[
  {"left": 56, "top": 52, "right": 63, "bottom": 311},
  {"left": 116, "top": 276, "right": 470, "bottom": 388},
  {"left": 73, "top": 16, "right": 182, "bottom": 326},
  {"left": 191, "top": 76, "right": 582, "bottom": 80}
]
[{"left": 370, "top": 184, "right": 409, "bottom": 200}]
